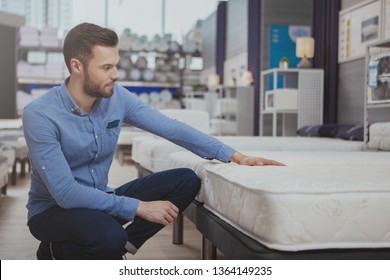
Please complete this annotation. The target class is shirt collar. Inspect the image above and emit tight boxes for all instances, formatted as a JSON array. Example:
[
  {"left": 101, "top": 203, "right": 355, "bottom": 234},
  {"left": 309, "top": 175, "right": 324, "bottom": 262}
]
[{"left": 60, "top": 77, "right": 102, "bottom": 116}]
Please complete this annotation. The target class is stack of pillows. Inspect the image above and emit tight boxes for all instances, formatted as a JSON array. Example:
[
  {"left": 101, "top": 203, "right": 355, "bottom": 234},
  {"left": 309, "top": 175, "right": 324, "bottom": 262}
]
[{"left": 297, "top": 124, "right": 364, "bottom": 141}]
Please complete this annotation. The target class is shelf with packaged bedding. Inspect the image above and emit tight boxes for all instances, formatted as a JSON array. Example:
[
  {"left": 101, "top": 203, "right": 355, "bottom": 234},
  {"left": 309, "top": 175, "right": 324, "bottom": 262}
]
[
  {"left": 15, "top": 27, "right": 66, "bottom": 115},
  {"left": 117, "top": 50, "right": 183, "bottom": 110},
  {"left": 116, "top": 25, "right": 203, "bottom": 109},
  {"left": 364, "top": 38, "right": 390, "bottom": 148},
  {"left": 16, "top": 26, "right": 203, "bottom": 112},
  {"left": 117, "top": 50, "right": 202, "bottom": 110}
]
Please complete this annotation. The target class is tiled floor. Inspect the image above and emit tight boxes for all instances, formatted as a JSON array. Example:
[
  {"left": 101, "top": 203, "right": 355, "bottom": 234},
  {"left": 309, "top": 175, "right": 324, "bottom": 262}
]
[{"left": 0, "top": 159, "right": 204, "bottom": 260}]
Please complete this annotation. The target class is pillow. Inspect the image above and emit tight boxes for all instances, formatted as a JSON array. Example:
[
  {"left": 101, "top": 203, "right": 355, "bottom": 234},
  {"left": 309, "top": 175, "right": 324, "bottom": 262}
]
[
  {"left": 297, "top": 124, "right": 363, "bottom": 141},
  {"left": 297, "top": 125, "right": 321, "bottom": 137},
  {"left": 334, "top": 125, "right": 364, "bottom": 141},
  {"left": 318, "top": 124, "right": 340, "bottom": 138}
]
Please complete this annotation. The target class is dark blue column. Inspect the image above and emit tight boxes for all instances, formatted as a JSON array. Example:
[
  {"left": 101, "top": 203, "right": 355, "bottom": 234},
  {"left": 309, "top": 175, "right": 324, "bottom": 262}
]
[
  {"left": 312, "top": 0, "right": 340, "bottom": 124},
  {"left": 216, "top": 1, "right": 227, "bottom": 85},
  {"left": 248, "top": 0, "right": 262, "bottom": 135}
]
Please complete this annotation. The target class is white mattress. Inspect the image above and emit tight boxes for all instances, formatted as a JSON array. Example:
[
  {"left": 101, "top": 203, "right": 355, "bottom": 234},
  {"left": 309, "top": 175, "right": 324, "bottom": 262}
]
[
  {"left": 0, "top": 138, "right": 28, "bottom": 159},
  {"left": 216, "top": 136, "right": 364, "bottom": 152},
  {"left": 136, "top": 138, "right": 185, "bottom": 172},
  {"left": 0, "top": 155, "right": 8, "bottom": 188},
  {"left": 131, "top": 135, "right": 159, "bottom": 165},
  {"left": 117, "top": 127, "right": 151, "bottom": 146},
  {"left": 168, "top": 150, "right": 390, "bottom": 251},
  {"left": 0, "top": 118, "right": 23, "bottom": 130},
  {"left": 131, "top": 109, "right": 210, "bottom": 165},
  {"left": 368, "top": 122, "right": 390, "bottom": 151},
  {"left": 135, "top": 136, "right": 365, "bottom": 173},
  {"left": 0, "top": 144, "right": 16, "bottom": 169}
]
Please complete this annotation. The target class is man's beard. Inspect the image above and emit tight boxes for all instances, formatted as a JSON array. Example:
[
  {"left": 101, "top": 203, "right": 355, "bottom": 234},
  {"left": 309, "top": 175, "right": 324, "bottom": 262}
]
[{"left": 83, "top": 71, "right": 114, "bottom": 98}]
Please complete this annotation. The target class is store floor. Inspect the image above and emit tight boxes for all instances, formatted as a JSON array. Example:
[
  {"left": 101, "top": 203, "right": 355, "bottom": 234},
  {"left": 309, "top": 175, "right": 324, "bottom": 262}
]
[{"left": 0, "top": 158, "right": 204, "bottom": 260}]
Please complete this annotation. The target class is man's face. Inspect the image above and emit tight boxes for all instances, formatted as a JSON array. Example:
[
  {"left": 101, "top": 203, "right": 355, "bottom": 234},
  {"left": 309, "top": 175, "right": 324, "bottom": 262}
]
[{"left": 82, "top": 45, "right": 120, "bottom": 98}]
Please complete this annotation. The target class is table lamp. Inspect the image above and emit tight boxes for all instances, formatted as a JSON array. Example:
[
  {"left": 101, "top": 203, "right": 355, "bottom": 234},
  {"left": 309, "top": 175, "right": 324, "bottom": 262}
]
[
  {"left": 296, "top": 37, "right": 314, "bottom": 68},
  {"left": 208, "top": 74, "right": 220, "bottom": 89}
]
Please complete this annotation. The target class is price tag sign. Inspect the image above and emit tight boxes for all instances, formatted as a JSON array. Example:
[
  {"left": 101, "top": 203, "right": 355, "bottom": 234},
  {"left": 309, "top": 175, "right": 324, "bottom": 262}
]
[{"left": 368, "top": 61, "right": 378, "bottom": 88}]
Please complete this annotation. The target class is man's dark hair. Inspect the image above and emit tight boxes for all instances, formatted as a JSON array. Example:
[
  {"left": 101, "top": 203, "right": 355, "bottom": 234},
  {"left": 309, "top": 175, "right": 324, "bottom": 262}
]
[{"left": 63, "top": 23, "right": 118, "bottom": 73}]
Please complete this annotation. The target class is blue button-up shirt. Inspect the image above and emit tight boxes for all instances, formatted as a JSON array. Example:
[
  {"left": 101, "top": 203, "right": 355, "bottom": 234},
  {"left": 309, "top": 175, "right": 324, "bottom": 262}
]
[{"left": 23, "top": 81, "right": 235, "bottom": 221}]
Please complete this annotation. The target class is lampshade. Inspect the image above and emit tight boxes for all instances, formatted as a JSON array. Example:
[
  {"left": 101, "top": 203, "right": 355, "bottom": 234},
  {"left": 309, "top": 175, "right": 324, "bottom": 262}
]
[
  {"left": 241, "top": 71, "right": 253, "bottom": 86},
  {"left": 207, "top": 74, "right": 220, "bottom": 89},
  {"left": 296, "top": 37, "right": 315, "bottom": 58}
]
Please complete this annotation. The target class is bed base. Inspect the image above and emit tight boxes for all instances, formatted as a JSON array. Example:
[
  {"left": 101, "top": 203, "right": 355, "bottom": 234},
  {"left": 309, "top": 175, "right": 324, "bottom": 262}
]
[{"left": 194, "top": 202, "right": 390, "bottom": 260}]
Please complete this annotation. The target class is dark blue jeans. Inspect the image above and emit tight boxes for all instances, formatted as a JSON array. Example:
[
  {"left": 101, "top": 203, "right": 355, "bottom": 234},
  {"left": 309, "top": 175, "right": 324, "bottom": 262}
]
[{"left": 27, "top": 168, "right": 201, "bottom": 260}]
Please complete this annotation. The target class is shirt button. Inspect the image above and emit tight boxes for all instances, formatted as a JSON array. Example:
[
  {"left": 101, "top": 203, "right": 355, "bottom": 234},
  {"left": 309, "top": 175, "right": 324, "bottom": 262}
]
[
  {"left": 95, "top": 135, "right": 98, "bottom": 138},
  {"left": 41, "top": 166, "right": 46, "bottom": 170},
  {"left": 91, "top": 169, "right": 94, "bottom": 173}
]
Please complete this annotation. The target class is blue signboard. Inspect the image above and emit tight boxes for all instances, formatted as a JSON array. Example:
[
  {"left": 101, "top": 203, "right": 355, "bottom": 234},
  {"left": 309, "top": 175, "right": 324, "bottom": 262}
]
[{"left": 269, "top": 25, "right": 311, "bottom": 89}]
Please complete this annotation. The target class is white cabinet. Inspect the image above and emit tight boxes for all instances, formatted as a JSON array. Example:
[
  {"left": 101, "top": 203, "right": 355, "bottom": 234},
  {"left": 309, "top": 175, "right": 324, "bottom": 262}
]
[
  {"left": 207, "top": 86, "right": 255, "bottom": 136},
  {"left": 364, "top": 38, "right": 390, "bottom": 148},
  {"left": 260, "top": 68, "right": 324, "bottom": 136},
  {"left": 209, "top": 86, "right": 238, "bottom": 136}
]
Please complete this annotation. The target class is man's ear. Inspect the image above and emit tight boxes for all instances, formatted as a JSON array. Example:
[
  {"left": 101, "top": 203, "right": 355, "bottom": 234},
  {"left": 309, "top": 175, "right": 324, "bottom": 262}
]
[{"left": 70, "top": 58, "right": 83, "bottom": 74}]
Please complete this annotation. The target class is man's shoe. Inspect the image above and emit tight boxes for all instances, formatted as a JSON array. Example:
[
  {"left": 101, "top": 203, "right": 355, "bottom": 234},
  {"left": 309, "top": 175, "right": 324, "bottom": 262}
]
[{"left": 36, "top": 242, "right": 54, "bottom": 260}]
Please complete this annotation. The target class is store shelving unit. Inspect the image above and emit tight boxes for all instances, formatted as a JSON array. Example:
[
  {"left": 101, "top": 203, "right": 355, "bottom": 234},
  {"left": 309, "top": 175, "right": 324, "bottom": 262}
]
[
  {"left": 117, "top": 49, "right": 182, "bottom": 91},
  {"left": 13, "top": 25, "right": 203, "bottom": 116},
  {"left": 0, "top": 12, "right": 24, "bottom": 118},
  {"left": 260, "top": 68, "right": 324, "bottom": 136},
  {"left": 364, "top": 38, "right": 390, "bottom": 148},
  {"left": 16, "top": 38, "right": 203, "bottom": 111},
  {"left": 16, "top": 45, "right": 63, "bottom": 115}
]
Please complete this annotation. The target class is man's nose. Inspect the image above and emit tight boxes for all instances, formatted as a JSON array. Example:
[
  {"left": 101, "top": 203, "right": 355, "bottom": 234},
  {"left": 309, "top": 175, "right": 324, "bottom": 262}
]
[{"left": 111, "top": 66, "right": 120, "bottom": 81}]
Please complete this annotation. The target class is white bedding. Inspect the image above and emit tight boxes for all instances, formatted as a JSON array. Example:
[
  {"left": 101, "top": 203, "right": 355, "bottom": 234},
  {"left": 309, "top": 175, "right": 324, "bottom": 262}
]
[
  {"left": 131, "top": 109, "right": 210, "bottom": 166},
  {"left": 0, "top": 144, "right": 16, "bottom": 169},
  {"left": 0, "top": 118, "right": 23, "bottom": 130},
  {"left": 0, "top": 138, "right": 28, "bottom": 159},
  {"left": 0, "top": 121, "right": 28, "bottom": 160},
  {"left": 0, "top": 155, "right": 8, "bottom": 189},
  {"left": 168, "top": 150, "right": 390, "bottom": 251},
  {"left": 117, "top": 127, "right": 151, "bottom": 146},
  {"left": 134, "top": 136, "right": 365, "bottom": 173}
]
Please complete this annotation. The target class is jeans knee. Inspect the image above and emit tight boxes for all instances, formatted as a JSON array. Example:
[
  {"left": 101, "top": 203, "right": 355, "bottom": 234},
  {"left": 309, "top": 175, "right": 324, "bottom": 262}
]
[
  {"left": 180, "top": 168, "right": 201, "bottom": 195},
  {"left": 88, "top": 227, "right": 127, "bottom": 259}
]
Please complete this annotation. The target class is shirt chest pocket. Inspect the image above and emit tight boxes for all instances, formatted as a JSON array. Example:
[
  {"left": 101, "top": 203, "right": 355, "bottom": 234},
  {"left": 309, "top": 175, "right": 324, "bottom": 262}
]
[{"left": 101, "top": 119, "right": 121, "bottom": 150}]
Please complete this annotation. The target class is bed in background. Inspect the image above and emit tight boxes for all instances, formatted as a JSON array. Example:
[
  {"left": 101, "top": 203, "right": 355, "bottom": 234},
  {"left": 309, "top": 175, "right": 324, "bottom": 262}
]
[
  {"left": 115, "top": 125, "right": 151, "bottom": 165},
  {"left": 131, "top": 121, "right": 365, "bottom": 176},
  {"left": 0, "top": 154, "right": 8, "bottom": 196},
  {"left": 0, "top": 118, "right": 29, "bottom": 187},
  {"left": 132, "top": 135, "right": 365, "bottom": 176}
]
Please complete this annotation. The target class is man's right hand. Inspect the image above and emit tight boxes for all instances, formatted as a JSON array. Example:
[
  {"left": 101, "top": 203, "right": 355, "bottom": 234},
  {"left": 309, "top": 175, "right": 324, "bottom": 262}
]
[{"left": 136, "top": 200, "right": 179, "bottom": 226}]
